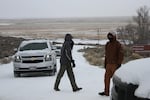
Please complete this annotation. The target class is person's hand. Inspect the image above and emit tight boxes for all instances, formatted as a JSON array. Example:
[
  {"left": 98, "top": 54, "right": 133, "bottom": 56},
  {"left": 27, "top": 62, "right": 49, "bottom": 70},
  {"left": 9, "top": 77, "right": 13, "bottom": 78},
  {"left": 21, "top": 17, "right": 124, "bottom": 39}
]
[
  {"left": 104, "top": 63, "right": 106, "bottom": 69},
  {"left": 117, "top": 64, "right": 121, "bottom": 69},
  {"left": 71, "top": 60, "right": 76, "bottom": 68}
]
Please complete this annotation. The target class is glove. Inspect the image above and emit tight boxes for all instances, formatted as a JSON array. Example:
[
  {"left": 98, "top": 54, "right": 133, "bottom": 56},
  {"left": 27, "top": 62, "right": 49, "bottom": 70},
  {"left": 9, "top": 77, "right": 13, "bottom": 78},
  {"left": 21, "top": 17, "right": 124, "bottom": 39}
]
[
  {"left": 71, "top": 60, "right": 76, "bottom": 68},
  {"left": 117, "top": 64, "right": 121, "bottom": 69},
  {"left": 104, "top": 63, "right": 106, "bottom": 69}
]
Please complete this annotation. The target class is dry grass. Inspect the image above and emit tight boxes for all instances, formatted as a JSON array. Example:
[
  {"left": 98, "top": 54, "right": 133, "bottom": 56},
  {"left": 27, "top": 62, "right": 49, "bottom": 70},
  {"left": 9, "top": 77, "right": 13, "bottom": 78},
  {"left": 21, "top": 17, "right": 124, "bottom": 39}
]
[
  {"left": 78, "top": 46, "right": 105, "bottom": 67},
  {"left": 79, "top": 45, "right": 144, "bottom": 68},
  {"left": 0, "top": 57, "right": 12, "bottom": 64}
]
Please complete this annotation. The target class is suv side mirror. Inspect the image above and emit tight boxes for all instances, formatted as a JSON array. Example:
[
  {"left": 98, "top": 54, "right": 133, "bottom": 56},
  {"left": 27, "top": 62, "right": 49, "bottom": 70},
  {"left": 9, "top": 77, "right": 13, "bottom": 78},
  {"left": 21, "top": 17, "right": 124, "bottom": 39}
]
[
  {"left": 52, "top": 46, "right": 56, "bottom": 50},
  {"left": 14, "top": 48, "right": 18, "bottom": 52}
]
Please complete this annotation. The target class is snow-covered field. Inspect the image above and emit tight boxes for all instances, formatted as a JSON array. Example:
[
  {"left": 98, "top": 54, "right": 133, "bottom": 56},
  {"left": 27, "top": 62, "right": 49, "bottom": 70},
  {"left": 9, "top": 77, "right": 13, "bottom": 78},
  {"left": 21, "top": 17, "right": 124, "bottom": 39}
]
[
  {"left": 0, "top": 45, "right": 109, "bottom": 100},
  {"left": 1, "top": 43, "right": 149, "bottom": 100}
]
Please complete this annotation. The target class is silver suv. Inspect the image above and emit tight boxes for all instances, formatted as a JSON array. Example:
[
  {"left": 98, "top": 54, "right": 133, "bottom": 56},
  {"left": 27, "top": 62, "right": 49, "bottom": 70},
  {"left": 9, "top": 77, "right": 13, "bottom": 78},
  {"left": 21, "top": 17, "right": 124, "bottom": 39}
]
[{"left": 13, "top": 39, "right": 57, "bottom": 77}]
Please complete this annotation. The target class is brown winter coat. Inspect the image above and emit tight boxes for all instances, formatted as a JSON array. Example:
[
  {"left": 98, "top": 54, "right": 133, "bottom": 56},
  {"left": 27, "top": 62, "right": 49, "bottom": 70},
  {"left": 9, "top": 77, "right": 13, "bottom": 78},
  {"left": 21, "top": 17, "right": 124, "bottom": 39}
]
[
  {"left": 102, "top": 32, "right": 124, "bottom": 96},
  {"left": 104, "top": 33, "right": 124, "bottom": 66}
]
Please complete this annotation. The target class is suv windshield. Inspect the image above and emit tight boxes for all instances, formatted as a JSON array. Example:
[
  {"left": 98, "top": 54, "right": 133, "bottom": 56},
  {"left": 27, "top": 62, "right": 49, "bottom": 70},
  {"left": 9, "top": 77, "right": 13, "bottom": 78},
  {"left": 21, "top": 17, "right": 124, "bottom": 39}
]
[{"left": 20, "top": 42, "right": 48, "bottom": 51}]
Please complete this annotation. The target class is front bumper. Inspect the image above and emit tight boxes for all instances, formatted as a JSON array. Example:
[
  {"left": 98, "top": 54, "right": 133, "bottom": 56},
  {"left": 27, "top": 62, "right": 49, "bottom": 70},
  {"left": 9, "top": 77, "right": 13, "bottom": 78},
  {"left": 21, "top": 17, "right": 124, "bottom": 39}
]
[{"left": 13, "top": 61, "right": 55, "bottom": 72}]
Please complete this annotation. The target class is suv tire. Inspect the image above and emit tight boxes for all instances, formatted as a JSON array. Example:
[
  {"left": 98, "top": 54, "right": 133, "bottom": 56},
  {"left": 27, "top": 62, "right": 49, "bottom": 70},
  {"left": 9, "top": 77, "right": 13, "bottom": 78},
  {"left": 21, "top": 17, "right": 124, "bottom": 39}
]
[{"left": 14, "top": 72, "right": 21, "bottom": 77}]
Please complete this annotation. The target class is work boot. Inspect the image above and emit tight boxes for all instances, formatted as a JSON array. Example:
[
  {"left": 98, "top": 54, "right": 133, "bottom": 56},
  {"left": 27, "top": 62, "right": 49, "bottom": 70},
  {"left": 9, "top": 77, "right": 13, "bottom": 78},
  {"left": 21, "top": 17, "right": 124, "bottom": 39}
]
[
  {"left": 98, "top": 92, "right": 109, "bottom": 96},
  {"left": 73, "top": 87, "right": 82, "bottom": 92},
  {"left": 54, "top": 87, "right": 60, "bottom": 91}
]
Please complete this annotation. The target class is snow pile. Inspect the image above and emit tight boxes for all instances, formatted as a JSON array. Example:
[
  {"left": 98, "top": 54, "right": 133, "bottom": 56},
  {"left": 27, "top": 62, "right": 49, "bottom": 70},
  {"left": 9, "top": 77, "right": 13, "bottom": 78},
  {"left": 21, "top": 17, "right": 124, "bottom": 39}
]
[{"left": 115, "top": 58, "right": 150, "bottom": 99}]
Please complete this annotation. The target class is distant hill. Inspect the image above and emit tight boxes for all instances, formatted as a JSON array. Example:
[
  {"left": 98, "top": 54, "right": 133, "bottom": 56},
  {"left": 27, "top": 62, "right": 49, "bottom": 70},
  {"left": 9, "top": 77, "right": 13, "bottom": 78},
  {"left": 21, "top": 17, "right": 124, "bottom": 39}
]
[
  {"left": 0, "top": 16, "right": 133, "bottom": 39},
  {"left": 0, "top": 16, "right": 133, "bottom": 23}
]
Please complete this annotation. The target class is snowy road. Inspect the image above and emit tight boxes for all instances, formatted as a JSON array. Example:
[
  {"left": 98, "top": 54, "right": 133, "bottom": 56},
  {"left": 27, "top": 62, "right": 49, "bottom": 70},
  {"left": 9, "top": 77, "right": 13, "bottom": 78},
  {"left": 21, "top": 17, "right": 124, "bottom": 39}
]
[{"left": 0, "top": 45, "right": 110, "bottom": 100}]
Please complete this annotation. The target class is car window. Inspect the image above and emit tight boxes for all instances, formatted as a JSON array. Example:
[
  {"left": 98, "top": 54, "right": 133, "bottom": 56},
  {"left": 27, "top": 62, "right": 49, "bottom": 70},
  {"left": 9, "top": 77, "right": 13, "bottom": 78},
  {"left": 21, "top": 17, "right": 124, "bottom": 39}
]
[{"left": 19, "top": 42, "right": 48, "bottom": 51}]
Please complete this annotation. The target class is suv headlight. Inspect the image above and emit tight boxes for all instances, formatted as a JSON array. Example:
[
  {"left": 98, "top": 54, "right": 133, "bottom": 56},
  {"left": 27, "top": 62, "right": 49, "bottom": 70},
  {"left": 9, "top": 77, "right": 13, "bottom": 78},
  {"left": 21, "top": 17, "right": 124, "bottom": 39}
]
[
  {"left": 14, "top": 55, "right": 21, "bottom": 62},
  {"left": 45, "top": 55, "right": 52, "bottom": 61}
]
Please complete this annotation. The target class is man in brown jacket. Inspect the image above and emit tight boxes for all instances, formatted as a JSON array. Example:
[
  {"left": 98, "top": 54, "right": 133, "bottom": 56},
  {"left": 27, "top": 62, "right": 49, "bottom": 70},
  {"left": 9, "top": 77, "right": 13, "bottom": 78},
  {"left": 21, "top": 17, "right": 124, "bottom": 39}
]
[{"left": 99, "top": 32, "right": 124, "bottom": 96}]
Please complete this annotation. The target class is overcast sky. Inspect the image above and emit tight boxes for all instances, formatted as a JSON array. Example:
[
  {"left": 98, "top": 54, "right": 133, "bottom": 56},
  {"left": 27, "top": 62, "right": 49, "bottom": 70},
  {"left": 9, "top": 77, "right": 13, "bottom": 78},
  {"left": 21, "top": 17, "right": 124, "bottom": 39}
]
[{"left": 0, "top": 0, "right": 149, "bottom": 19}]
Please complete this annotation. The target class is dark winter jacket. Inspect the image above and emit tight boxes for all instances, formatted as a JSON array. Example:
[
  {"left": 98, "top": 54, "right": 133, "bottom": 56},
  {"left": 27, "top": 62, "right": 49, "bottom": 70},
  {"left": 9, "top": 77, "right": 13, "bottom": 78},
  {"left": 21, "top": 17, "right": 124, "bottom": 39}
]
[
  {"left": 60, "top": 34, "right": 74, "bottom": 65},
  {"left": 104, "top": 33, "right": 124, "bottom": 66}
]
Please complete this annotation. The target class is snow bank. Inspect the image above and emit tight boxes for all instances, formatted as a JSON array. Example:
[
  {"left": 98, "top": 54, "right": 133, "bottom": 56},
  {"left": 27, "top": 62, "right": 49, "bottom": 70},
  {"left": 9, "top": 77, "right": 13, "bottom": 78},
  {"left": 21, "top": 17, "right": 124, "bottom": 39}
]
[{"left": 115, "top": 58, "right": 150, "bottom": 99}]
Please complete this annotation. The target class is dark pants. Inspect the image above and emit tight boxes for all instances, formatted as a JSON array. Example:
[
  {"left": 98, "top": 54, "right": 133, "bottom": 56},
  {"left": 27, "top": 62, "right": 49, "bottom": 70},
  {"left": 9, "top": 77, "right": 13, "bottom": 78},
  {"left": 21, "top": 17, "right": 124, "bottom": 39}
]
[
  {"left": 104, "top": 64, "right": 117, "bottom": 95},
  {"left": 54, "top": 63, "right": 78, "bottom": 90}
]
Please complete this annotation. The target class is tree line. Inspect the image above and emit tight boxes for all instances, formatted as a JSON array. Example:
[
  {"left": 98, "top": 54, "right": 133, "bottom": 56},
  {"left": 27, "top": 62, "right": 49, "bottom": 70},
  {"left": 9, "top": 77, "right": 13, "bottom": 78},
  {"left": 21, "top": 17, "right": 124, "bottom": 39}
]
[{"left": 117, "top": 6, "right": 150, "bottom": 45}]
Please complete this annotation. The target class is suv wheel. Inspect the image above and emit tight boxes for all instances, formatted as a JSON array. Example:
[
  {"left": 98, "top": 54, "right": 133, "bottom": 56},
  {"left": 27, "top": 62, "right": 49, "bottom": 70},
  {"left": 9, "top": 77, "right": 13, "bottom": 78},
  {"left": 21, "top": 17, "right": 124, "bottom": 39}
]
[
  {"left": 14, "top": 72, "right": 21, "bottom": 77},
  {"left": 48, "top": 70, "right": 55, "bottom": 76},
  {"left": 54, "top": 64, "right": 57, "bottom": 72}
]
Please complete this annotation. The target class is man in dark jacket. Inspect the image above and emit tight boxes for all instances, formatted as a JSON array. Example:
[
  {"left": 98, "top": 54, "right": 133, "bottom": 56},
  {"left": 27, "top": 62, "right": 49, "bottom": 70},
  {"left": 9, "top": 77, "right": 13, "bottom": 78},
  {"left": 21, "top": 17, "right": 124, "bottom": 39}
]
[
  {"left": 99, "top": 32, "right": 124, "bottom": 96},
  {"left": 54, "top": 34, "right": 82, "bottom": 92}
]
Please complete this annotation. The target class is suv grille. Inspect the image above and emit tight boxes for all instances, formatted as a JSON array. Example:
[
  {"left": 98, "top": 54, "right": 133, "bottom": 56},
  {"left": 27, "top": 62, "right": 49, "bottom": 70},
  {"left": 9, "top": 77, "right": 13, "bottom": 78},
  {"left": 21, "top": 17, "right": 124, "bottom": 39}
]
[
  {"left": 22, "top": 56, "right": 44, "bottom": 58},
  {"left": 21, "top": 56, "right": 44, "bottom": 63},
  {"left": 22, "top": 60, "right": 43, "bottom": 63}
]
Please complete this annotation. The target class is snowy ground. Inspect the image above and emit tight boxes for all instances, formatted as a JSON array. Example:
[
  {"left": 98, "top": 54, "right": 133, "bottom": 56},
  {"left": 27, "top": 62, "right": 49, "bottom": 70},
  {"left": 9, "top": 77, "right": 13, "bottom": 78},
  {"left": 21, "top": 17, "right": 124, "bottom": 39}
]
[{"left": 0, "top": 45, "right": 110, "bottom": 100}]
